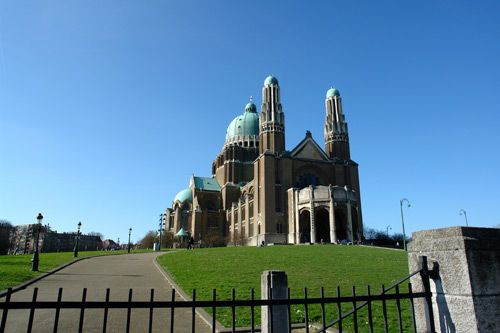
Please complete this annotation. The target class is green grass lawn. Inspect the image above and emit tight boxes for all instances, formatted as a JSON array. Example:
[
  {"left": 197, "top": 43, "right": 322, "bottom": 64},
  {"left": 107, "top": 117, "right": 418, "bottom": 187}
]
[
  {"left": 157, "top": 245, "right": 413, "bottom": 332},
  {"left": 0, "top": 249, "right": 153, "bottom": 292}
]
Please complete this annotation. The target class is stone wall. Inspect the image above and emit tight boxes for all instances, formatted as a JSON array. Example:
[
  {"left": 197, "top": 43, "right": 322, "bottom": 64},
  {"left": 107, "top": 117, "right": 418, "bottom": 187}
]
[{"left": 408, "top": 226, "right": 500, "bottom": 332}]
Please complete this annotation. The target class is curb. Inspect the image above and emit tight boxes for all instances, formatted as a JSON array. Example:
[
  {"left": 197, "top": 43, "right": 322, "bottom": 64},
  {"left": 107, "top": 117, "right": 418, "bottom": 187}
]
[
  {"left": 153, "top": 254, "right": 323, "bottom": 333},
  {"left": 359, "top": 245, "right": 405, "bottom": 251},
  {"left": 0, "top": 251, "right": 149, "bottom": 298},
  {"left": 153, "top": 253, "right": 228, "bottom": 333},
  {"left": 0, "top": 256, "right": 89, "bottom": 298}
]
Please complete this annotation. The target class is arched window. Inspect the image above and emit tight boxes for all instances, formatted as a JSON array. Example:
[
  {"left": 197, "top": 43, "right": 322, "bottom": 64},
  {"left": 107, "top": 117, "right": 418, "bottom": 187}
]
[
  {"left": 277, "top": 221, "right": 283, "bottom": 233},
  {"left": 181, "top": 202, "right": 190, "bottom": 211},
  {"left": 295, "top": 173, "right": 319, "bottom": 189},
  {"left": 205, "top": 201, "right": 215, "bottom": 211}
]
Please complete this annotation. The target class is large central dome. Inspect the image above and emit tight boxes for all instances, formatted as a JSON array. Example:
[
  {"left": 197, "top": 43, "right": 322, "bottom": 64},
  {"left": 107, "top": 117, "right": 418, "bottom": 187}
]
[{"left": 225, "top": 102, "right": 259, "bottom": 143}]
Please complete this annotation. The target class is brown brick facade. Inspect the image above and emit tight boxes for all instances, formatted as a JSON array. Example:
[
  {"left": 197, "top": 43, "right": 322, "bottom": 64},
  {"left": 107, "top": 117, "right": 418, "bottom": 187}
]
[{"left": 165, "top": 77, "right": 363, "bottom": 246}]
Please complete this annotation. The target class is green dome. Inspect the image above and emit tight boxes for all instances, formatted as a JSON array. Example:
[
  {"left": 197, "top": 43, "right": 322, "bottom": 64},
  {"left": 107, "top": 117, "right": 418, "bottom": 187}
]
[
  {"left": 174, "top": 188, "right": 192, "bottom": 204},
  {"left": 264, "top": 75, "right": 279, "bottom": 86},
  {"left": 245, "top": 102, "right": 257, "bottom": 112},
  {"left": 326, "top": 87, "right": 340, "bottom": 98},
  {"left": 225, "top": 103, "right": 259, "bottom": 142}
]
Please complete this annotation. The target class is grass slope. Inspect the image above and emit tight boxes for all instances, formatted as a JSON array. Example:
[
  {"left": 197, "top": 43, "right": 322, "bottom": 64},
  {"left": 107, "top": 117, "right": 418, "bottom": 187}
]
[
  {"left": 0, "top": 249, "right": 153, "bottom": 291},
  {"left": 158, "top": 245, "right": 413, "bottom": 332}
]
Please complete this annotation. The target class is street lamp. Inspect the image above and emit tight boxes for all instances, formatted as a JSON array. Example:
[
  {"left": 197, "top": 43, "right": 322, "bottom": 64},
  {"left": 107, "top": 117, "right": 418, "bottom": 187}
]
[
  {"left": 73, "top": 221, "right": 82, "bottom": 257},
  {"left": 128, "top": 228, "right": 132, "bottom": 253},
  {"left": 459, "top": 209, "right": 469, "bottom": 226},
  {"left": 158, "top": 213, "right": 165, "bottom": 251},
  {"left": 386, "top": 225, "right": 392, "bottom": 237},
  {"left": 31, "top": 213, "right": 43, "bottom": 271},
  {"left": 400, "top": 198, "right": 411, "bottom": 251}
]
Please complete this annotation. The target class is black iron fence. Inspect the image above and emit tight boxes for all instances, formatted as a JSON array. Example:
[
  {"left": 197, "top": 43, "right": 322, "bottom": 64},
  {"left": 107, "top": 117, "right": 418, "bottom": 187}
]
[{"left": 0, "top": 257, "right": 435, "bottom": 333}]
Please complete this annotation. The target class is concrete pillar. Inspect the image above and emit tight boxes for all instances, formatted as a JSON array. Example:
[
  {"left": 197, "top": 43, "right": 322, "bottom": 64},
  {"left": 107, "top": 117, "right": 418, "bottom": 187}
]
[
  {"left": 173, "top": 206, "right": 181, "bottom": 232},
  {"left": 355, "top": 206, "right": 361, "bottom": 241},
  {"left": 294, "top": 190, "right": 300, "bottom": 244},
  {"left": 329, "top": 186, "right": 337, "bottom": 244},
  {"left": 230, "top": 205, "right": 236, "bottom": 244},
  {"left": 237, "top": 200, "right": 242, "bottom": 242},
  {"left": 346, "top": 201, "right": 353, "bottom": 241},
  {"left": 245, "top": 195, "right": 250, "bottom": 239},
  {"left": 309, "top": 186, "right": 316, "bottom": 243},
  {"left": 408, "top": 227, "right": 500, "bottom": 332},
  {"left": 261, "top": 270, "right": 289, "bottom": 333},
  {"left": 191, "top": 210, "right": 198, "bottom": 241}
]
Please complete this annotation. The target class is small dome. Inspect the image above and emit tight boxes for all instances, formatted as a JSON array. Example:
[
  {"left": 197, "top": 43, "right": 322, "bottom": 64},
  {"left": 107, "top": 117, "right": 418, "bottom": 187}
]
[
  {"left": 245, "top": 102, "right": 257, "bottom": 113},
  {"left": 225, "top": 103, "right": 260, "bottom": 142},
  {"left": 326, "top": 87, "right": 340, "bottom": 98},
  {"left": 174, "top": 188, "right": 192, "bottom": 204},
  {"left": 264, "top": 75, "right": 279, "bottom": 86}
]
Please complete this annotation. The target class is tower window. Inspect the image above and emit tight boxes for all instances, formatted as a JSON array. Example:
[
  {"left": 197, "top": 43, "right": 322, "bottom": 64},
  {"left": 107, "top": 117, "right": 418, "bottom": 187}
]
[
  {"left": 275, "top": 189, "right": 281, "bottom": 212},
  {"left": 295, "top": 173, "right": 319, "bottom": 189}
]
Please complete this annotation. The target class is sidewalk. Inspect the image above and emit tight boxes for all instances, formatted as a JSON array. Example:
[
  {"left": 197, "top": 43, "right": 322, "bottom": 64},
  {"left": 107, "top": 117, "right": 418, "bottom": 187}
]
[{"left": 1, "top": 252, "right": 210, "bottom": 332}]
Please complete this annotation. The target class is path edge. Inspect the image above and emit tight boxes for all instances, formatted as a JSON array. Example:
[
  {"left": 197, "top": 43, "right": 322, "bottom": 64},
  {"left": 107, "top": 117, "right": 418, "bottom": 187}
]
[
  {"left": 153, "top": 253, "right": 228, "bottom": 333},
  {"left": 0, "top": 252, "right": 144, "bottom": 298}
]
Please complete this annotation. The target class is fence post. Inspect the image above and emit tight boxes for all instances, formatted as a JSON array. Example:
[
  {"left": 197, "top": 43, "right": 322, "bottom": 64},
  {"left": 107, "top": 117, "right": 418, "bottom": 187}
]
[
  {"left": 261, "top": 270, "right": 289, "bottom": 333},
  {"left": 419, "top": 256, "right": 436, "bottom": 333},
  {"left": 408, "top": 226, "right": 500, "bottom": 332}
]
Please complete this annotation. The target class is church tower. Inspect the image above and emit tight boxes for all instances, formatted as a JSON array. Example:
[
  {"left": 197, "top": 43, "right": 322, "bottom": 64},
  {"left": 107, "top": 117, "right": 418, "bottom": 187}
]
[
  {"left": 324, "top": 87, "right": 350, "bottom": 160},
  {"left": 259, "top": 75, "right": 285, "bottom": 154}
]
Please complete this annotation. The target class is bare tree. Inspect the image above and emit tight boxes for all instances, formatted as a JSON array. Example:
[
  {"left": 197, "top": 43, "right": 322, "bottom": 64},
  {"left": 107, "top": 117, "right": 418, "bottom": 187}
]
[
  {"left": 205, "top": 229, "right": 226, "bottom": 247},
  {"left": 88, "top": 231, "right": 104, "bottom": 240},
  {"left": 139, "top": 230, "right": 157, "bottom": 249},
  {"left": 161, "top": 231, "right": 174, "bottom": 248},
  {"left": 0, "top": 220, "right": 14, "bottom": 255}
]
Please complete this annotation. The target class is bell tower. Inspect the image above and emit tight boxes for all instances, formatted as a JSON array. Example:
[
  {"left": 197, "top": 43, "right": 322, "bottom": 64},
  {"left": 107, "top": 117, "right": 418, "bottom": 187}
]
[
  {"left": 324, "top": 87, "right": 350, "bottom": 160},
  {"left": 259, "top": 75, "right": 285, "bottom": 154}
]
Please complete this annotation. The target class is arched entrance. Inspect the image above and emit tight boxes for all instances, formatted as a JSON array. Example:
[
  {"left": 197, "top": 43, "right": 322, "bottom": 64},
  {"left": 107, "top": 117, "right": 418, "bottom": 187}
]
[
  {"left": 315, "top": 208, "right": 330, "bottom": 243},
  {"left": 299, "top": 210, "right": 311, "bottom": 243},
  {"left": 334, "top": 209, "right": 348, "bottom": 241}
]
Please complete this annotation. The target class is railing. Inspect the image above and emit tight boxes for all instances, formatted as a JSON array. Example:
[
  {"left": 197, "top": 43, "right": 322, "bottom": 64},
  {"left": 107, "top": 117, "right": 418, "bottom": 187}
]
[
  {"left": 0, "top": 257, "right": 436, "bottom": 333},
  {"left": 316, "top": 256, "right": 435, "bottom": 333}
]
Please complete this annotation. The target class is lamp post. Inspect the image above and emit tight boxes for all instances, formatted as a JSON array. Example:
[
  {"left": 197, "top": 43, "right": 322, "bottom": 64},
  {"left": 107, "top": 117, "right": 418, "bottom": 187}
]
[
  {"left": 31, "top": 213, "right": 43, "bottom": 271},
  {"left": 400, "top": 198, "right": 411, "bottom": 251},
  {"left": 73, "top": 221, "right": 82, "bottom": 257},
  {"left": 158, "top": 214, "right": 165, "bottom": 251},
  {"left": 459, "top": 209, "right": 469, "bottom": 226},
  {"left": 386, "top": 225, "right": 391, "bottom": 237},
  {"left": 128, "top": 228, "right": 132, "bottom": 253}
]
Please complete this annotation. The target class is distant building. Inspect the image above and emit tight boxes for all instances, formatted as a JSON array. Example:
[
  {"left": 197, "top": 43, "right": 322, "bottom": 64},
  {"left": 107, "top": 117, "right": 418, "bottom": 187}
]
[
  {"left": 9, "top": 224, "right": 102, "bottom": 253},
  {"left": 164, "top": 76, "right": 363, "bottom": 246},
  {"left": 40, "top": 232, "right": 102, "bottom": 252},
  {"left": 102, "top": 239, "right": 120, "bottom": 250}
]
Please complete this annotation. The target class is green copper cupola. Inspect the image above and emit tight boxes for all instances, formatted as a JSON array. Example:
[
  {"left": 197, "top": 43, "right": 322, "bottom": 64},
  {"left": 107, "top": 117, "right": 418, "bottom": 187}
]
[
  {"left": 245, "top": 101, "right": 257, "bottom": 113},
  {"left": 225, "top": 98, "right": 260, "bottom": 147},
  {"left": 326, "top": 87, "right": 340, "bottom": 98},
  {"left": 264, "top": 75, "right": 279, "bottom": 86}
]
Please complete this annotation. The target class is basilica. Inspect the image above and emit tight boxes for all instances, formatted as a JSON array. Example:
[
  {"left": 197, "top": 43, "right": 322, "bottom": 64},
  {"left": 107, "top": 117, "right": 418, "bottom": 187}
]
[{"left": 164, "top": 75, "right": 363, "bottom": 246}]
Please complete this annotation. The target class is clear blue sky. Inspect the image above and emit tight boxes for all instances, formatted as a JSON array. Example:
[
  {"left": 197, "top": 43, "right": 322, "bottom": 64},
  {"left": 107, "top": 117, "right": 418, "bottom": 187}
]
[{"left": 1, "top": 1, "right": 499, "bottom": 243}]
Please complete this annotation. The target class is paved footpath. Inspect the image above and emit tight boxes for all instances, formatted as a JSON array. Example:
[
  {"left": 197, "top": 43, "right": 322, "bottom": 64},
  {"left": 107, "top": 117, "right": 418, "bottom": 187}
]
[{"left": 1, "top": 252, "right": 211, "bottom": 333}]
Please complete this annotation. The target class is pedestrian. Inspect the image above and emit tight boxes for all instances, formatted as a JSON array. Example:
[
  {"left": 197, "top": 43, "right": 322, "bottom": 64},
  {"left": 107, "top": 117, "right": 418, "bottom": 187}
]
[{"left": 187, "top": 236, "right": 194, "bottom": 250}]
